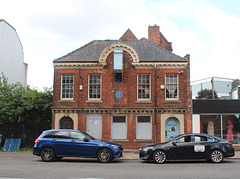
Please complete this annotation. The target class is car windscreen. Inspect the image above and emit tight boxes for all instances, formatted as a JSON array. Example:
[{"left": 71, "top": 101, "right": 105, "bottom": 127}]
[
  {"left": 82, "top": 131, "right": 97, "bottom": 140},
  {"left": 165, "top": 134, "right": 182, "bottom": 143}
]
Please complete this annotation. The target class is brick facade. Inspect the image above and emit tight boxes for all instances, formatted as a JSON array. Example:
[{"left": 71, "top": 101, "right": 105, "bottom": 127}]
[{"left": 52, "top": 25, "right": 192, "bottom": 149}]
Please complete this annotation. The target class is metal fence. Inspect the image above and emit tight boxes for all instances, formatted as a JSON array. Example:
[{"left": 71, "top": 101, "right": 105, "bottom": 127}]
[{"left": 0, "top": 121, "right": 52, "bottom": 148}]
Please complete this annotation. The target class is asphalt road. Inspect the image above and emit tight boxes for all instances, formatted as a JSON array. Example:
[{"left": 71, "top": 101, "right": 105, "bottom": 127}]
[{"left": 0, "top": 152, "right": 240, "bottom": 179}]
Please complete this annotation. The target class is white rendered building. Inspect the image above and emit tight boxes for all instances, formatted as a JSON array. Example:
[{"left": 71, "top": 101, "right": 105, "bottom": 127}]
[{"left": 0, "top": 19, "right": 27, "bottom": 87}]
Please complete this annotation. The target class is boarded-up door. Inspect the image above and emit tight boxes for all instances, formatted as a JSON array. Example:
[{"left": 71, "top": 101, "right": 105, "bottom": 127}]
[{"left": 87, "top": 114, "right": 102, "bottom": 140}]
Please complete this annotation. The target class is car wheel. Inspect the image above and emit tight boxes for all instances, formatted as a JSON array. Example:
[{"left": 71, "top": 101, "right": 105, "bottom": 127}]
[
  {"left": 210, "top": 149, "right": 223, "bottom": 163},
  {"left": 40, "top": 147, "right": 55, "bottom": 162},
  {"left": 153, "top": 150, "right": 167, "bottom": 164},
  {"left": 97, "top": 148, "right": 113, "bottom": 163}
]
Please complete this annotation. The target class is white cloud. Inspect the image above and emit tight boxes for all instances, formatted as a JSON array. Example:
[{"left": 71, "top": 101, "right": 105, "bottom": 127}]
[{"left": 192, "top": 7, "right": 240, "bottom": 80}]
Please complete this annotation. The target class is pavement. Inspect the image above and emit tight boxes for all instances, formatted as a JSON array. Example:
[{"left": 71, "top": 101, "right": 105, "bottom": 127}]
[{"left": 122, "top": 149, "right": 240, "bottom": 160}]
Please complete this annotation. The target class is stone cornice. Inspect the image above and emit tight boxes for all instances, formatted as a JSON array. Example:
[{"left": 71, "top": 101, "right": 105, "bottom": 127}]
[
  {"left": 54, "top": 62, "right": 107, "bottom": 69},
  {"left": 132, "top": 62, "right": 188, "bottom": 69},
  {"left": 54, "top": 61, "right": 187, "bottom": 69},
  {"left": 52, "top": 107, "right": 187, "bottom": 114}
]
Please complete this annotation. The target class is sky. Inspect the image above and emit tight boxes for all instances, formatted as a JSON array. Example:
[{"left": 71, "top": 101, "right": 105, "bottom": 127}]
[{"left": 0, "top": 0, "right": 240, "bottom": 90}]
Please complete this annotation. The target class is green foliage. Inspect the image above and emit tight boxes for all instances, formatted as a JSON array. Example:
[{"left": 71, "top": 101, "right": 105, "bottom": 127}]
[
  {"left": 0, "top": 73, "right": 52, "bottom": 124},
  {"left": 196, "top": 89, "right": 218, "bottom": 99}
]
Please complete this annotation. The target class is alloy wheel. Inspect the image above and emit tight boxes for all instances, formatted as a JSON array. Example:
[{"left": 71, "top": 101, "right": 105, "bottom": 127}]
[
  {"left": 97, "top": 148, "right": 112, "bottom": 163},
  {"left": 153, "top": 150, "right": 167, "bottom": 164},
  {"left": 40, "top": 147, "right": 55, "bottom": 162},
  {"left": 210, "top": 150, "right": 223, "bottom": 163}
]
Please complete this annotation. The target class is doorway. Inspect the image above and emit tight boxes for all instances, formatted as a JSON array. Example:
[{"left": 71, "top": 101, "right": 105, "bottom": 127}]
[
  {"left": 60, "top": 117, "right": 74, "bottom": 129},
  {"left": 165, "top": 117, "right": 180, "bottom": 141},
  {"left": 87, "top": 114, "right": 102, "bottom": 139}
]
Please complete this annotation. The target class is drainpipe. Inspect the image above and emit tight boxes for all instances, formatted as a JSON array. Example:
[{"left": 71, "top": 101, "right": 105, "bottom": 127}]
[
  {"left": 154, "top": 62, "right": 157, "bottom": 143},
  {"left": 220, "top": 115, "right": 223, "bottom": 138}
]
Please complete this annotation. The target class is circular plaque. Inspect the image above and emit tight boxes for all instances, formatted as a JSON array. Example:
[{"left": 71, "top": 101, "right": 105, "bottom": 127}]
[{"left": 115, "top": 91, "right": 123, "bottom": 98}]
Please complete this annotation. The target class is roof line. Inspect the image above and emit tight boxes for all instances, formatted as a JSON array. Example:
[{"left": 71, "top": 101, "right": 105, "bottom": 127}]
[
  {"left": 0, "top": 19, "right": 16, "bottom": 31},
  {"left": 0, "top": 19, "right": 24, "bottom": 51}
]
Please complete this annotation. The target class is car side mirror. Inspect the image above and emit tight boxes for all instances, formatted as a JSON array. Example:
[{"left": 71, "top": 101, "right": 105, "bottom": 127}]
[
  {"left": 172, "top": 141, "right": 177, "bottom": 146},
  {"left": 83, "top": 137, "right": 90, "bottom": 142}
]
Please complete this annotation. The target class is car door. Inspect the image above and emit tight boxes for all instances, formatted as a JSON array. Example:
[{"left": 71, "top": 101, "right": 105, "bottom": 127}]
[
  {"left": 51, "top": 131, "right": 75, "bottom": 156},
  {"left": 167, "top": 135, "right": 194, "bottom": 160},
  {"left": 68, "top": 131, "right": 99, "bottom": 157},
  {"left": 191, "top": 135, "right": 213, "bottom": 159}
]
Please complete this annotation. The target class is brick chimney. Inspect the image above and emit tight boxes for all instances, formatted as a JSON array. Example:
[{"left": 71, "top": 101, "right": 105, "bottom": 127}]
[{"left": 148, "top": 25, "right": 172, "bottom": 52}]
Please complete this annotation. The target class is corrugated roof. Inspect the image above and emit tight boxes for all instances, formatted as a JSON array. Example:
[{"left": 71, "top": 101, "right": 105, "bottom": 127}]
[{"left": 54, "top": 38, "right": 186, "bottom": 63}]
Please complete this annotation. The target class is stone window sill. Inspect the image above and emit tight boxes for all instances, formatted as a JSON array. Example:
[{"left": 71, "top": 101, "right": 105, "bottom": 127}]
[
  {"left": 135, "top": 100, "right": 153, "bottom": 104},
  {"left": 86, "top": 100, "right": 103, "bottom": 103},
  {"left": 109, "top": 139, "right": 129, "bottom": 143},
  {"left": 58, "top": 100, "right": 76, "bottom": 103},
  {"left": 163, "top": 100, "right": 181, "bottom": 104},
  {"left": 134, "top": 139, "right": 154, "bottom": 143}
]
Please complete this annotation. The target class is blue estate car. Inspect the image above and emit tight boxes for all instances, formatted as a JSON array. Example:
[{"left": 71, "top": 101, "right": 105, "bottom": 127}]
[{"left": 33, "top": 129, "right": 123, "bottom": 163}]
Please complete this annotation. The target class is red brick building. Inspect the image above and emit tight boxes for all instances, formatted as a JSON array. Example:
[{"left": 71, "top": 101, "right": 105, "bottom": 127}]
[{"left": 52, "top": 25, "right": 192, "bottom": 149}]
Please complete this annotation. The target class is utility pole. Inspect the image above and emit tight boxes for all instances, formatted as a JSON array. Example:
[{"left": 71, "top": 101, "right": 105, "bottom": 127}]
[
  {"left": 154, "top": 63, "right": 157, "bottom": 144},
  {"left": 211, "top": 77, "right": 215, "bottom": 99}
]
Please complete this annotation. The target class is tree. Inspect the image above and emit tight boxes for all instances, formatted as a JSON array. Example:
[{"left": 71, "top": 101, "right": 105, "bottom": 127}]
[
  {"left": 21, "top": 87, "right": 53, "bottom": 122},
  {"left": 196, "top": 89, "right": 218, "bottom": 99},
  {"left": 0, "top": 74, "right": 52, "bottom": 124},
  {"left": 0, "top": 74, "right": 25, "bottom": 123}
]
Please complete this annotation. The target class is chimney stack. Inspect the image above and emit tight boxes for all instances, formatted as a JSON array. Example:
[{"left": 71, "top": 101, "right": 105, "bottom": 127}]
[
  {"left": 148, "top": 25, "right": 173, "bottom": 52},
  {"left": 148, "top": 25, "right": 161, "bottom": 46}
]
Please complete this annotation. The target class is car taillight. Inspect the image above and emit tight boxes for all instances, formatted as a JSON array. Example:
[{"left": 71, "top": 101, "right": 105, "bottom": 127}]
[
  {"left": 227, "top": 142, "right": 232, "bottom": 146},
  {"left": 35, "top": 140, "right": 40, "bottom": 144}
]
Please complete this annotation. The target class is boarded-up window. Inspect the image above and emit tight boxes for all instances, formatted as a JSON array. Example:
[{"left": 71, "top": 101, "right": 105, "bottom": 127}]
[
  {"left": 111, "top": 116, "right": 127, "bottom": 139},
  {"left": 136, "top": 116, "right": 152, "bottom": 139}
]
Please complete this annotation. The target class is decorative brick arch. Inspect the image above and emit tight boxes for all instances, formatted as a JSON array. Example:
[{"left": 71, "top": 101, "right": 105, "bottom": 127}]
[{"left": 99, "top": 43, "right": 139, "bottom": 63}]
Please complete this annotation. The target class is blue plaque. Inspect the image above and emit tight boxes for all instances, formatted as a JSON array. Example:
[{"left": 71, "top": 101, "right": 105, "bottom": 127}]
[{"left": 115, "top": 91, "right": 123, "bottom": 98}]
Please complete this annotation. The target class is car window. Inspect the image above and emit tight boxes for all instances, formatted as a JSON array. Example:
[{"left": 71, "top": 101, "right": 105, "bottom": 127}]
[
  {"left": 70, "top": 131, "right": 85, "bottom": 140},
  {"left": 54, "top": 131, "right": 71, "bottom": 139},
  {"left": 207, "top": 137, "right": 214, "bottom": 142},
  {"left": 42, "top": 131, "right": 58, "bottom": 138},
  {"left": 193, "top": 136, "right": 214, "bottom": 142},
  {"left": 82, "top": 132, "right": 97, "bottom": 140},
  {"left": 176, "top": 136, "right": 191, "bottom": 143}
]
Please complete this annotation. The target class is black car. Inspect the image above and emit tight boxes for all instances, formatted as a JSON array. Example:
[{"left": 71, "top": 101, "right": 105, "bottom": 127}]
[
  {"left": 33, "top": 129, "right": 123, "bottom": 163},
  {"left": 139, "top": 133, "right": 235, "bottom": 163}
]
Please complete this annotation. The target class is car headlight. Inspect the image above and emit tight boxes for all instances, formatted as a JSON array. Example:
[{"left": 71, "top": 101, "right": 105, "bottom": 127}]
[
  {"left": 111, "top": 145, "right": 119, "bottom": 150},
  {"left": 143, "top": 148, "right": 148, "bottom": 152},
  {"left": 142, "top": 147, "right": 152, "bottom": 152}
]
